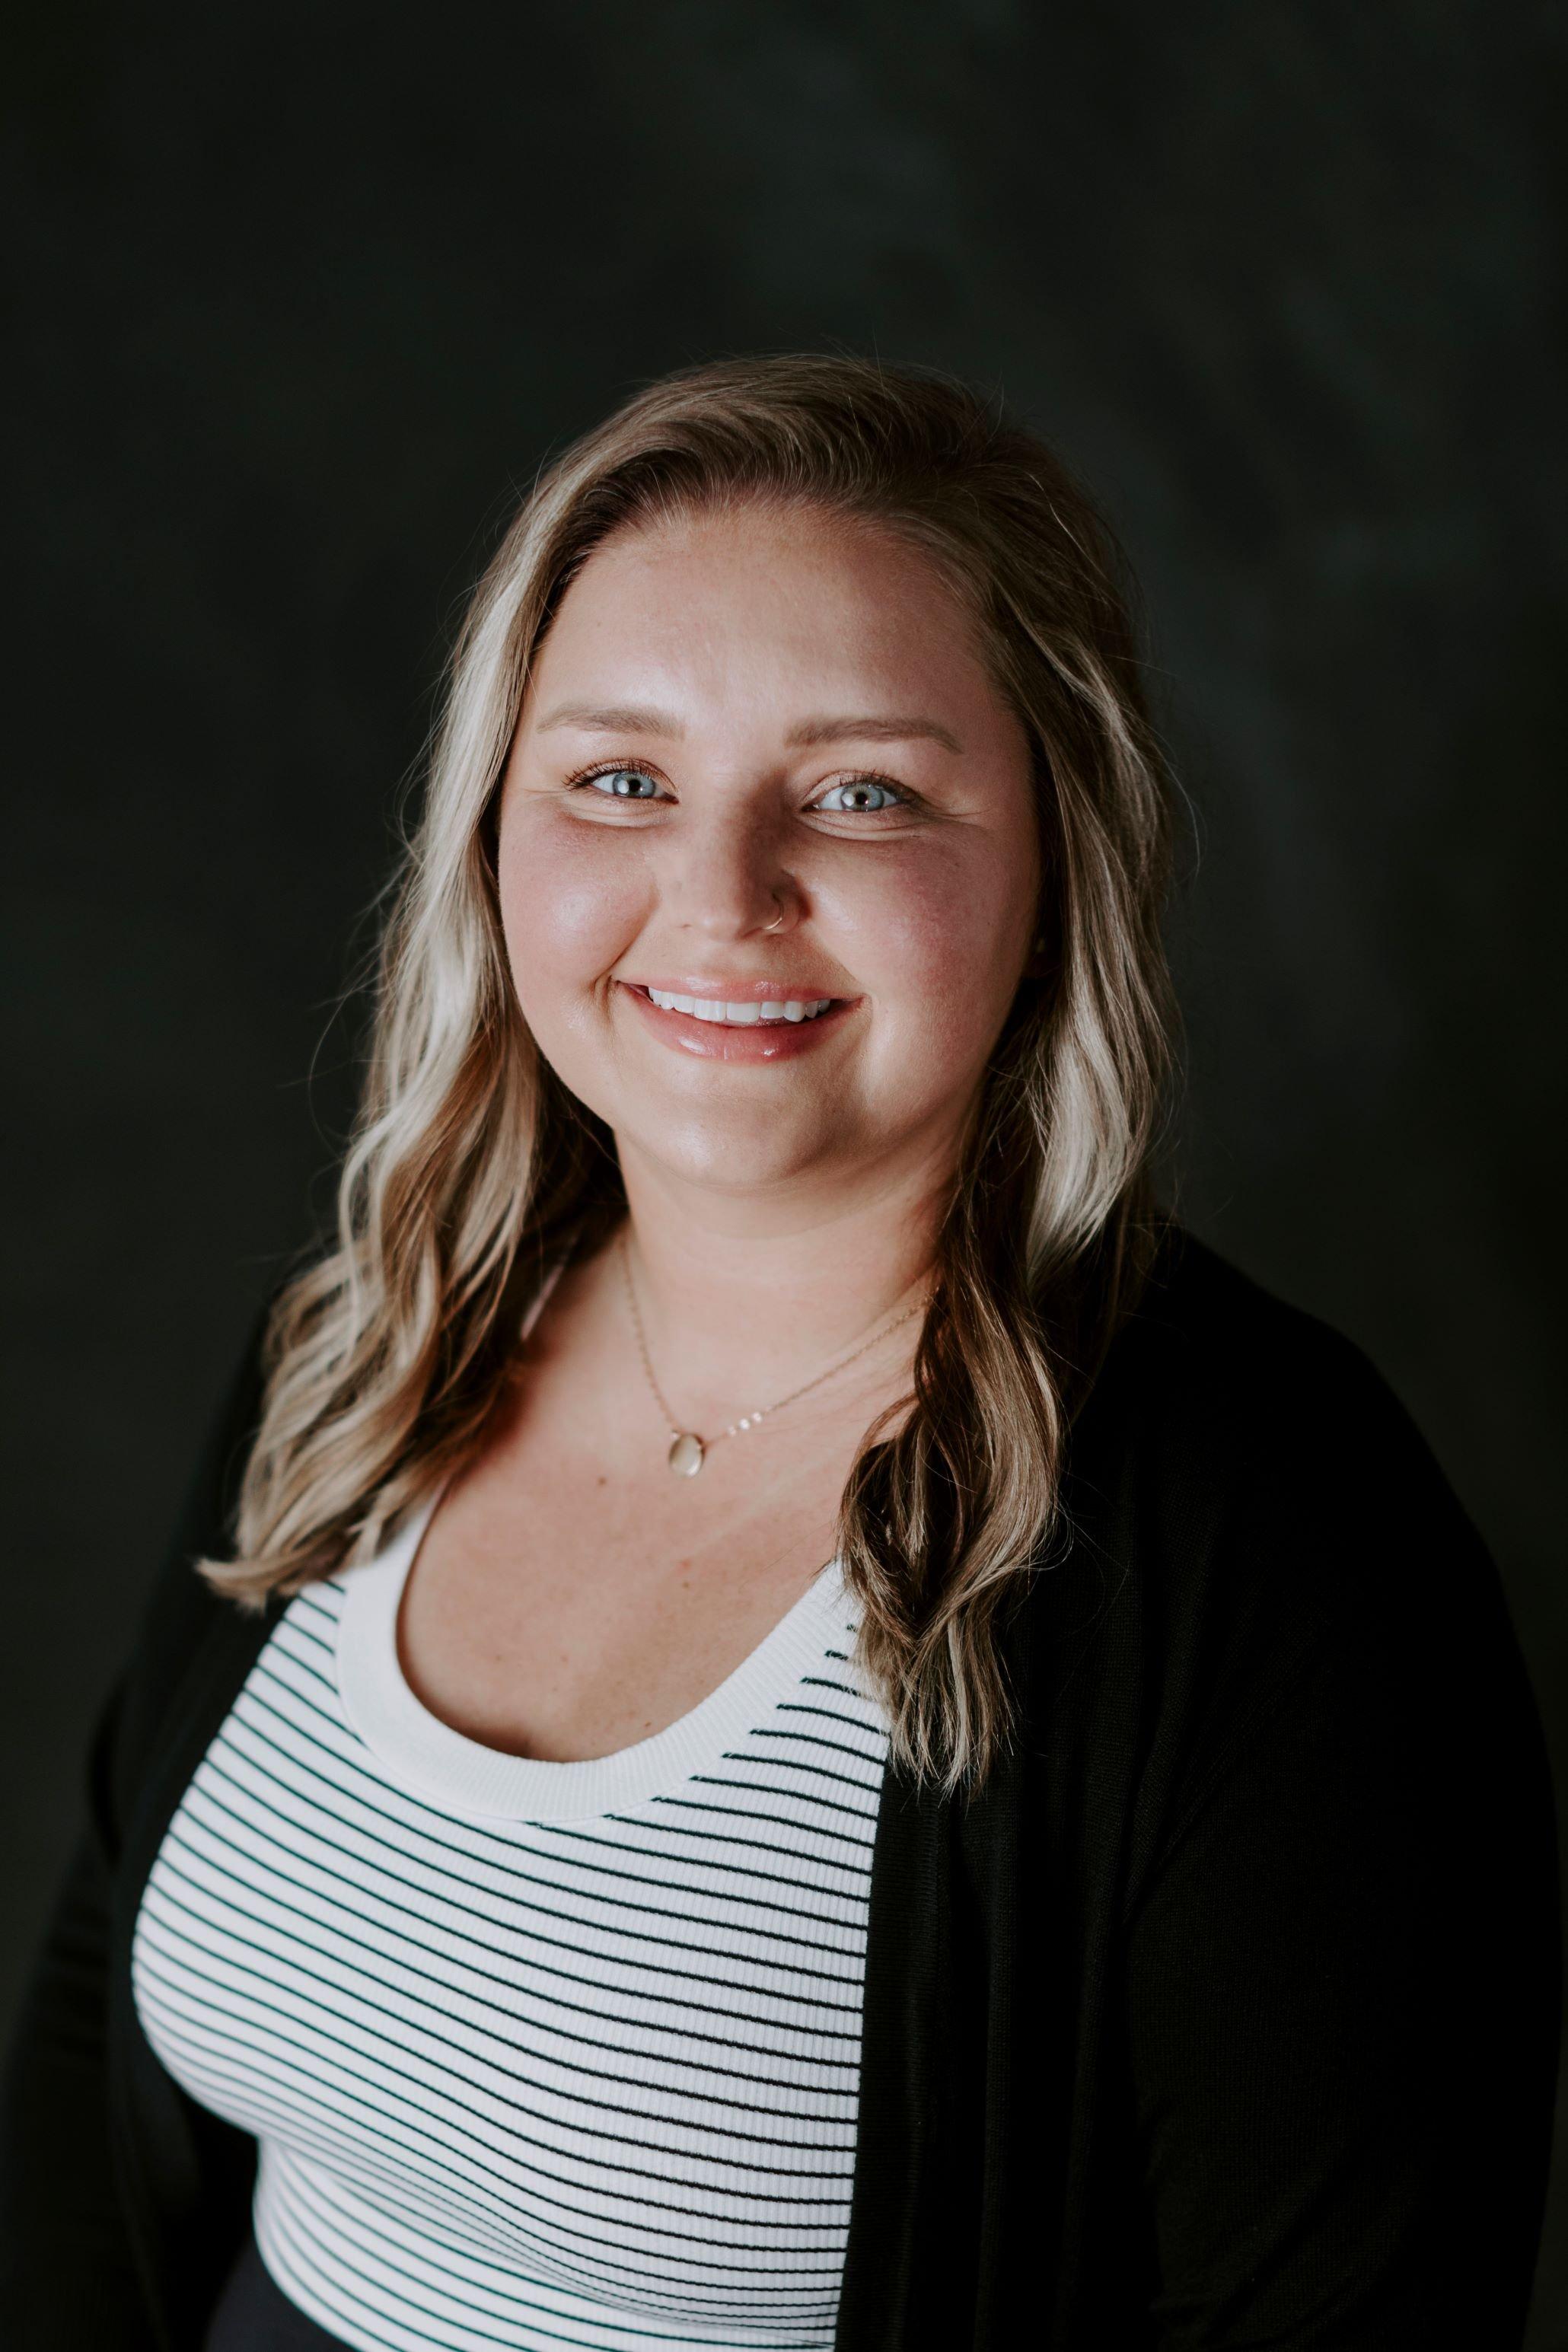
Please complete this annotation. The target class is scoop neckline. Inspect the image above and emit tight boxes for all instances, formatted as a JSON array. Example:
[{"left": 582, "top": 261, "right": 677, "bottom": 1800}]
[{"left": 333, "top": 1487, "right": 852, "bottom": 1825}]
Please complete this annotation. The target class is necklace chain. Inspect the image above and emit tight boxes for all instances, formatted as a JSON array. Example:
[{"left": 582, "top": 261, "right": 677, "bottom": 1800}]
[{"left": 619, "top": 1229, "right": 926, "bottom": 1475}]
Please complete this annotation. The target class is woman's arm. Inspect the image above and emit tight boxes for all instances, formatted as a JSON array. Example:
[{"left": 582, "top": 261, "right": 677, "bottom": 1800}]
[
  {"left": 1123, "top": 1375, "right": 1561, "bottom": 2350},
  {"left": 0, "top": 1689, "right": 157, "bottom": 2349},
  {"left": 0, "top": 1305, "right": 274, "bottom": 2347}
]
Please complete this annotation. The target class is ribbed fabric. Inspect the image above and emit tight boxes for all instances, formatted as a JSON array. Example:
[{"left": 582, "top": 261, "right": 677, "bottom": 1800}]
[
  {"left": 129, "top": 1496, "right": 889, "bottom": 2352},
  {"left": 8, "top": 1232, "right": 1560, "bottom": 2352}
]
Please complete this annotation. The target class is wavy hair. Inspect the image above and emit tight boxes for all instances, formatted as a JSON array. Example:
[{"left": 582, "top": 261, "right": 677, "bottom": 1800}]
[{"left": 200, "top": 354, "right": 1180, "bottom": 1793}]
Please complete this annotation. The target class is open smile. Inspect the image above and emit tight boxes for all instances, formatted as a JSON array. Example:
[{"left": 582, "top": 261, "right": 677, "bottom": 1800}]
[{"left": 616, "top": 980, "right": 859, "bottom": 1062}]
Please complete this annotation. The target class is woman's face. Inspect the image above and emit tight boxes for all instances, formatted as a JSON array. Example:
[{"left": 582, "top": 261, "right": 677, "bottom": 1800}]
[{"left": 495, "top": 501, "right": 1042, "bottom": 1210}]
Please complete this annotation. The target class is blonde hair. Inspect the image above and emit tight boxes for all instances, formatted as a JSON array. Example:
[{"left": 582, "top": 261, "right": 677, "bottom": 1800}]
[{"left": 201, "top": 355, "right": 1179, "bottom": 1793}]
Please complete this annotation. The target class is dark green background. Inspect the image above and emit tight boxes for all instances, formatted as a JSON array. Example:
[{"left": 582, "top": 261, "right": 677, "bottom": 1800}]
[{"left": 4, "top": 2, "right": 1563, "bottom": 2335}]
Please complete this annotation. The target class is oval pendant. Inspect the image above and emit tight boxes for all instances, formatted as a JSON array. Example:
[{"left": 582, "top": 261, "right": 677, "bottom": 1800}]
[{"left": 668, "top": 1431, "right": 706, "bottom": 1477}]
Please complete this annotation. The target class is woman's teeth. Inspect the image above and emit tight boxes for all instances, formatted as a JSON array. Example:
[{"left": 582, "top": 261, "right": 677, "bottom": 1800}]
[{"left": 644, "top": 990, "right": 835, "bottom": 1025}]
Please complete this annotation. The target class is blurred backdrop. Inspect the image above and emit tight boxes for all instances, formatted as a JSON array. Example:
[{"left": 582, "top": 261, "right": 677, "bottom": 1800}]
[{"left": 4, "top": 1, "right": 1563, "bottom": 2335}]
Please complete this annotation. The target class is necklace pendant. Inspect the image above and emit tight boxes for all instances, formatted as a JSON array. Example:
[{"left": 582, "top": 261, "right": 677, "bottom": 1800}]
[{"left": 668, "top": 1431, "right": 706, "bottom": 1477}]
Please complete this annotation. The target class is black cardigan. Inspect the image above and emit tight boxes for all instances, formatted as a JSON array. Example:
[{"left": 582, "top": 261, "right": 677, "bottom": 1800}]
[{"left": 0, "top": 1231, "right": 1559, "bottom": 2350}]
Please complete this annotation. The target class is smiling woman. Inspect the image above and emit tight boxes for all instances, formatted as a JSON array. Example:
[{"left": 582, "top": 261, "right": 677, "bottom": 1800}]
[
  {"left": 0, "top": 359, "right": 1557, "bottom": 2352},
  {"left": 499, "top": 501, "right": 1043, "bottom": 1184}
]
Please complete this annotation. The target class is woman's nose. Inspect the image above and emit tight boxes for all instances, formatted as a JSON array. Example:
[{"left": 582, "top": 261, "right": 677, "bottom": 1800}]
[{"left": 659, "top": 810, "right": 802, "bottom": 942}]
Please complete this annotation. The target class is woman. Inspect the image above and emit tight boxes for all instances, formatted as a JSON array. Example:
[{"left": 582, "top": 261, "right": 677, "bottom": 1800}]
[{"left": 0, "top": 356, "right": 1557, "bottom": 2352}]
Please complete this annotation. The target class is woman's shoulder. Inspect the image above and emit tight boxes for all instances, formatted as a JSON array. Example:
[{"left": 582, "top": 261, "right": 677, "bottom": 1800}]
[
  {"left": 1055, "top": 1222, "right": 1518, "bottom": 1707},
  {"left": 95, "top": 1297, "right": 280, "bottom": 1839},
  {"left": 1014, "top": 1228, "right": 1553, "bottom": 1934},
  {"left": 1083, "top": 1221, "right": 1445, "bottom": 1512}
]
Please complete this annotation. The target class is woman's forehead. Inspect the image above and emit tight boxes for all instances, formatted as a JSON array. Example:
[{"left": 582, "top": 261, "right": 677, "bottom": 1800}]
[{"left": 523, "top": 505, "right": 1010, "bottom": 743}]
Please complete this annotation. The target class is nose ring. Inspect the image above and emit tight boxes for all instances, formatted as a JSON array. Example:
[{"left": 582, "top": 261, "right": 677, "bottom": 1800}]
[{"left": 763, "top": 895, "right": 786, "bottom": 933}]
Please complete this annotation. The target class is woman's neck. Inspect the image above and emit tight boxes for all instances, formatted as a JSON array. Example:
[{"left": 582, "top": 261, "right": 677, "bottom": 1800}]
[{"left": 606, "top": 1149, "right": 944, "bottom": 1421}]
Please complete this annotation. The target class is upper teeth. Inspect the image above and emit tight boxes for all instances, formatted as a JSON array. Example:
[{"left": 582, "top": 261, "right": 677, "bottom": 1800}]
[{"left": 645, "top": 990, "right": 835, "bottom": 1025}]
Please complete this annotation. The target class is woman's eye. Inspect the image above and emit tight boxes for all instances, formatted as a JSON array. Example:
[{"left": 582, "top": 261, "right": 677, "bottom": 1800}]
[
  {"left": 576, "top": 766, "right": 667, "bottom": 800},
  {"left": 814, "top": 777, "right": 907, "bottom": 814}
]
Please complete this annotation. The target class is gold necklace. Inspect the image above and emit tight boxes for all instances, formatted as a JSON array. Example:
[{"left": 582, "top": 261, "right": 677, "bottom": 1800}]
[{"left": 619, "top": 1229, "right": 927, "bottom": 1477}]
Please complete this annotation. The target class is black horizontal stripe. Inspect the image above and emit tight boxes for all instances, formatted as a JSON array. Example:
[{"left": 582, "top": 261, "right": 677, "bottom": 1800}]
[
  {"left": 138, "top": 2009, "right": 843, "bottom": 2310},
  {"left": 267, "top": 1628, "right": 338, "bottom": 1687},
  {"left": 281, "top": 1601, "right": 337, "bottom": 1652},
  {"left": 133, "top": 1992, "right": 537, "bottom": 2258},
  {"left": 148, "top": 1837, "right": 859, "bottom": 2098},
  {"left": 595, "top": 1808, "right": 875, "bottom": 1882},
  {"left": 456, "top": 1814, "right": 872, "bottom": 1923},
  {"left": 277, "top": 2176, "right": 840, "bottom": 2344},
  {"left": 260, "top": 1644, "right": 884, "bottom": 1863},
  {"left": 154, "top": 1821, "right": 862, "bottom": 2089},
  {"left": 640, "top": 1816, "right": 875, "bottom": 1872},
  {"left": 137, "top": 1963, "right": 853, "bottom": 2252},
  {"left": 748, "top": 1726, "right": 888, "bottom": 1777},
  {"left": 140, "top": 1874, "right": 856, "bottom": 2163},
  {"left": 139, "top": 1932, "right": 856, "bottom": 2214},
  {"left": 681, "top": 1774, "right": 878, "bottom": 1826},
  {"left": 244, "top": 1675, "right": 876, "bottom": 1920},
  {"left": 169, "top": 1821, "right": 864, "bottom": 2073},
  {"left": 774, "top": 1697, "right": 884, "bottom": 1734},
  {"left": 238, "top": 1675, "right": 866, "bottom": 1939},
  {"left": 189, "top": 1758, "right": 868, "bottom": 2008},
  {"left": 258, "top": 1645, "right": 884, "bottom": 1852},
  {"left": 301, "top": 2148, "right": 847, "bottom": 2318},
  {"left": 266, "top": 2194, "right": 644, "bottom": 2352},
  {"left": 269, "top": 2195, "right": 763, "bottom": 2352},
  {"left": 135, "top": 1569, "right": 885, "bottom": 2348},
  {"left": 534, "top": 1818, "right": 874, "bottom": 1903},
  {"left": 649, "top": 1796, "right": 877, "bottom": 1856},
  {"left": 131, "top": 2003, "right": 540, "bottom": 2267},
  {"left": 719, "top": 1757, "right": 883, "bottom": 1808},
  {"left": 207, "top": 1720, "right": 871, "bottom": 1970},
  {"left": 147, "top": 1863, "right": 860, "bottom": 2145}
]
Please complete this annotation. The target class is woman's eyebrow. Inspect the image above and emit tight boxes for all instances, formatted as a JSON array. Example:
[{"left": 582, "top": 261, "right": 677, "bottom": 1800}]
[
  {"left": 534, "top": 703, "right": 963, "bottom": 753},
  {"left": 786, "top": 713, "right": 962, "bottom": 753},
  {"left": 535, "top": 702, "right": 681, "bottom": 735}
]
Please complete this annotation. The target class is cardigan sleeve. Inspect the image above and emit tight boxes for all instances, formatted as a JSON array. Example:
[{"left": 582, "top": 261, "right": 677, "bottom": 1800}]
[
  {"left": 0, "top": 1692, "right": 158, "bottom": 2350},
  {"left": 1120, "top": 1352, "right": 1561, "bottom": 2350},
  {"left": 0, "top": 1304, "right": 274, "bottom": 2348}
]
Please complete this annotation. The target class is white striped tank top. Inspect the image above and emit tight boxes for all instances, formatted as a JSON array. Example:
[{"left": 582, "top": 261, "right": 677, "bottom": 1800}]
[{"left": 130, "top": 1493, "right": 890, "bottom": 2352}]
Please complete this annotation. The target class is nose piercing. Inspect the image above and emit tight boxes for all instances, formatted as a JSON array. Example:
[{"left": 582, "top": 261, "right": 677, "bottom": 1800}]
[{"left": 764, "top": 896, "right": 786, "bottom": 933}]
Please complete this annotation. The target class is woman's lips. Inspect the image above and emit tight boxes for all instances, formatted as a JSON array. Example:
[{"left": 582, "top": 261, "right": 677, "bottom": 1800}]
[{"left": 617, "top": 980, "right": 858, "bottom": 1062}]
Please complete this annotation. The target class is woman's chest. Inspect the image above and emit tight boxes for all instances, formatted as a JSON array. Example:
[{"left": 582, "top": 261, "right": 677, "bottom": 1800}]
[
  {"left": 400, "top": 1412, "right": 857, "bottom": 1763},
  {"left": 129, "top": 1562, "right": 890, "bottom": 2350}
]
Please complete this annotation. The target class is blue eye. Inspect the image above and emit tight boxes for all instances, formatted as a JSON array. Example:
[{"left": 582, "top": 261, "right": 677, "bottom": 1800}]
[
  {"left": 815, "top": 777, "right": 906, "bottom": 813},
  {"left": 579, "top": 766, "right": 665, "bottom": 799}
]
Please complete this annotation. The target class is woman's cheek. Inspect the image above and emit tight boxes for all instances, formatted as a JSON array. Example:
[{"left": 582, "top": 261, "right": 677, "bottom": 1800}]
[
  {"left": 499, "top": 816, "right": 645, "bottom": 1020},
  {"left": 830, "top": 846, "right": 1021, "bottom": 1052},
  {"left": 879, "top": 846, "right": 1034, "bottom": 1101}
]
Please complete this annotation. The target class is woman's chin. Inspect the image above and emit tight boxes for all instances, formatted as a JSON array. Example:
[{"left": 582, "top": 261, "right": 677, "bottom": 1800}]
[{"left": 612, "top": 1120, "right": 873, "bottom": 1204}]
